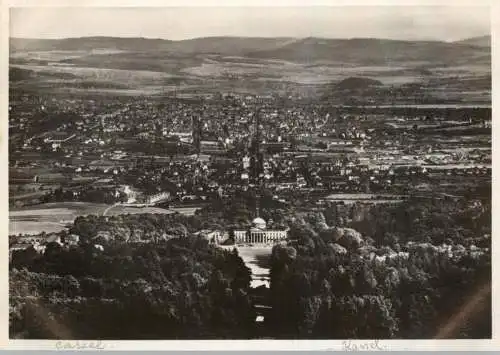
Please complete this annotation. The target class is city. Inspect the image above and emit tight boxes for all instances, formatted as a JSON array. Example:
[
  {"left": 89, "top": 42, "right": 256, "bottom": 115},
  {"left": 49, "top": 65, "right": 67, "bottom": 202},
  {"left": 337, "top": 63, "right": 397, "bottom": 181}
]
[{"left": 8, "top": 6, "right": 492, "bottom": 343}]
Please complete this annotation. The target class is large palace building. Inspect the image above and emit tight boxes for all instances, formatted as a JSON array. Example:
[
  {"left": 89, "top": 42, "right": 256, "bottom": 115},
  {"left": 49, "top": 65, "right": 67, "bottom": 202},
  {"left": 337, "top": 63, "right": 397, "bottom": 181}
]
[{"left": 234, "top": 217, "right": 287, "bottom": 244}]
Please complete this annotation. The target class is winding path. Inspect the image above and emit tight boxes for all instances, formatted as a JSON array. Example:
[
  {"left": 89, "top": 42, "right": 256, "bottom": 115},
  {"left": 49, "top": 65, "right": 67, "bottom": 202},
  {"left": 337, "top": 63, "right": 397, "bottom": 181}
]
[{"left": 102, "top": 203, "right": 119, "bottom": 216}]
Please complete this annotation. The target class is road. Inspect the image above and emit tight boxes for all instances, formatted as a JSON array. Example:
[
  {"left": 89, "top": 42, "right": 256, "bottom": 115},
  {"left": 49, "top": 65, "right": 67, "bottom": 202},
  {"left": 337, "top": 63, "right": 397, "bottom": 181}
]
[{"left": 102, "top": 203, "right": 119, "bottom": 216}]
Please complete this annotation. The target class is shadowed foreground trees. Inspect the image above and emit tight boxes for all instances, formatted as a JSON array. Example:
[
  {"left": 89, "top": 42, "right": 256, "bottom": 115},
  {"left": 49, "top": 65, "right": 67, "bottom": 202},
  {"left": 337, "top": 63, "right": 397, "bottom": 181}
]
[
  {"left": 268, "top": 205, "right": 491, "bottom": 339},
  {"left": 10, "top": 194, "right": 491, "bottom": 339},
  {"left": 10, "top": 235, "right": 254, "bottom": 339}
]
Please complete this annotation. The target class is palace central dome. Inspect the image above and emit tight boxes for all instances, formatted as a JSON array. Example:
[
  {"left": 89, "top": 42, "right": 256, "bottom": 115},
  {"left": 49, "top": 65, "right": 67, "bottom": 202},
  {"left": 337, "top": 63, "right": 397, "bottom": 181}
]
[{"left": 251, "top": 217, "right": 267, "bottom": 230}]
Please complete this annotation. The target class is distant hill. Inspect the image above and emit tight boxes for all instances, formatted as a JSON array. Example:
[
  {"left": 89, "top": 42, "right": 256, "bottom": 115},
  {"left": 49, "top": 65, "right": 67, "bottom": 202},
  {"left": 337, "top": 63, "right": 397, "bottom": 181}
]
[
  {"left": 10, "top": 37, "right": 174, "bottom": 52},
  {"left": 453, "top": 35, "right": 491, "bottom": 48},
  {"left": 10, "top": 36, "right": 490, "bottom": 66},
  {"left": 245, "top": 37, "right": 490, "bottom": 65},
  {"left": 335, "top": 77, "right": 383, "bottom": 90},
  {"left": 165, "top": 36, "right": 297, "bottom": 55},
  {"left": 10, "top": 36, "right": 295, "bottom": 55}
]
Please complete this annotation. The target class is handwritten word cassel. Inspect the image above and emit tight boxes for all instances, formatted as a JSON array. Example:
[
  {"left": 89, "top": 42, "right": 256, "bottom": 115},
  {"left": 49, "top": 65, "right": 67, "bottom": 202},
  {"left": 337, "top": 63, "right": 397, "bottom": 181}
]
[{"left": 55, "top": 340, "right": 107, "bottom": 350}]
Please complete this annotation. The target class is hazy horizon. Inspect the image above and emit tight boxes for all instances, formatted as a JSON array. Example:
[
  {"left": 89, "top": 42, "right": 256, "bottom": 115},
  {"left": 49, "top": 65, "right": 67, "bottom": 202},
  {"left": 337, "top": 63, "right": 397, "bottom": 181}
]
[
  {"left": 9, "top": 34, "right": 491, "bottom": 42},
  {"left": 10, "top": 6, "right": 491, "bottom": 42}
]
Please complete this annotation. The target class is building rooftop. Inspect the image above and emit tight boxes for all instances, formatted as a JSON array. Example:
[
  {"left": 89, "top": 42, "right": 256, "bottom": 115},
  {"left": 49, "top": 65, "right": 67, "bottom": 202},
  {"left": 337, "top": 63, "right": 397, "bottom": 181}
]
[{"left": 251, "top": 217, "right": 267, "bottom": 230}]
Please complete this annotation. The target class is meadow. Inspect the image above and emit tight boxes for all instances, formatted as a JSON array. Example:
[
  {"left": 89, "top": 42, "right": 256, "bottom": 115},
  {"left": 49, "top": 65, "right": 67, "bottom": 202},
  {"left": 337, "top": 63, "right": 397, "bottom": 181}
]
[
  {"left": 8, "top": 202, "right": 191, "bottom": 236},
  {"left": 10, "top": 47, "right": 491, "bottom": 100}
]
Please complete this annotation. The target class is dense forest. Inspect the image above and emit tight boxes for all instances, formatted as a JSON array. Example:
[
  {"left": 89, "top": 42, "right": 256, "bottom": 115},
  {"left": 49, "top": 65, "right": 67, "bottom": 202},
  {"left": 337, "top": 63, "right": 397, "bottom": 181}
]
[
  {"left": 267, "top": 194, "right": 491, "bottom": 338},
  {"left": 10, "top": 188, "right": 491, "bottom": 339},
  {"left": 10, "top": 235, "right": 254, "bottom": 339}
]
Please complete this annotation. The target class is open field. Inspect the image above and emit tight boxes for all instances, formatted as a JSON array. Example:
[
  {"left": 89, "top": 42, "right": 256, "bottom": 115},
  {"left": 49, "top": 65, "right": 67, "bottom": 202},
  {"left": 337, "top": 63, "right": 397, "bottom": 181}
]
[
  {"left": 12, "top": 63, "right": 173, "bottom": 84},
  {"left": 10, "top": 38, "right": 491, "bottom": 101},
  {"left": 9, "top": 221, "right": 69, "bottom": 235},
  {"left": 324, "top": 193, "right": 405, "bottom": 200},
  {"left": 9, "top": 202, "right": 105, "bottom": 235},
  {"left": 9, "top": 202, "right": 198, "bottom": 235},
  {"left": 10, "top": 49, "right": 129, "bottom": 61},
  {"left": 13, "top": 56, "right": 486, "bottom": 85},
  {"left": 323, "top": 193, "right": 406, "bottom": 204}
]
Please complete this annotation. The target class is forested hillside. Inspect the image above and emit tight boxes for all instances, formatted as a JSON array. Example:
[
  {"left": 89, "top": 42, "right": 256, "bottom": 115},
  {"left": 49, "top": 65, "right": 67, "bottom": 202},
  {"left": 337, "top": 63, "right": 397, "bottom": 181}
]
[
  {"left": 10, "top": 233, "right": 254, "bottom": 339},
  {"left": 267, "top": 196, "right": 491, "bottom": 338}
]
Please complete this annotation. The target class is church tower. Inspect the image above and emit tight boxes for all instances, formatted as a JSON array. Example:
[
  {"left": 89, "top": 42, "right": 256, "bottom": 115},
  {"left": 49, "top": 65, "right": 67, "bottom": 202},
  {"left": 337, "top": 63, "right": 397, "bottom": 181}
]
[
  {"left": 250, "top": 108, "right": 264, "bottom": 182},
  {"left": 192, "top": 115, "right": 202, "bottom": 154}
]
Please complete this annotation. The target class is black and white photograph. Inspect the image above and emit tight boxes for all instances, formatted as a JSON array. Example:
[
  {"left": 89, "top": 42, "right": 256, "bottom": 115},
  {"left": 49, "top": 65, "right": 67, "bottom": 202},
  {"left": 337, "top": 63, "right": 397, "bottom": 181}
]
[{"left": 6, "top": 3, "right": 492, "bottom": 343}]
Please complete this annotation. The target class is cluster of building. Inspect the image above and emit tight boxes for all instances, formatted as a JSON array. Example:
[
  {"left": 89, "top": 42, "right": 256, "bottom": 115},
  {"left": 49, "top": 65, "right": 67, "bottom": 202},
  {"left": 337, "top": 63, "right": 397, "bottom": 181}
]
[
  {"left": 9, "top": 92, "right": 491, "bottom": 213},
  {"left": 9, "top": 233, "right": 87, "bottom": 261}
]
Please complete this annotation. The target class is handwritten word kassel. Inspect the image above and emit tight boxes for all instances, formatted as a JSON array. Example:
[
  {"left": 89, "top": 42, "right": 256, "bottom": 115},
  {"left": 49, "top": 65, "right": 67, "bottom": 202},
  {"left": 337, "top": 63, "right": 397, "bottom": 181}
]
[{"left": 342, "top": 340, "right": 388, "bottom": 351}]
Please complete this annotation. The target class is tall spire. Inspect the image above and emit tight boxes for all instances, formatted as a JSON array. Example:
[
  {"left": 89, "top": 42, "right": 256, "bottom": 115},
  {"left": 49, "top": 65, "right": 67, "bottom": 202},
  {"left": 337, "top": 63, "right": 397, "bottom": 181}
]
[
  {"left": 192, "top": 115, "right": 201, "bottom": 154},
  {"left": 250, "top": 105, "right": 264, "bottom": 182},
  {"left": 255, "top": 106, "right": 261, "bottom": 143},
  {"left": 255, "top": 192, "right": 260, "bottom": 218}
]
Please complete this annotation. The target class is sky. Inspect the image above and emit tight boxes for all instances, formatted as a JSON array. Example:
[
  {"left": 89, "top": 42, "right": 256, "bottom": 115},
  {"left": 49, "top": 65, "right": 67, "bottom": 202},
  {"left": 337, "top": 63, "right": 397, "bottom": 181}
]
[{"left": 10, "top": 6, "right": 491, "bottom": 42}]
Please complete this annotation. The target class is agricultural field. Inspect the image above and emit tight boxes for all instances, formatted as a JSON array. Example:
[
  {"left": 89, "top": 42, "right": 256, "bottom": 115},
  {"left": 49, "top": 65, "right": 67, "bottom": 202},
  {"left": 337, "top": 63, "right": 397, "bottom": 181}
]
[
  {"left": 9, "top": 36, "right": 491, "bottom": 102},
  {"left": 9, "top": 202, "right": 182, "bottom": 236}
]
